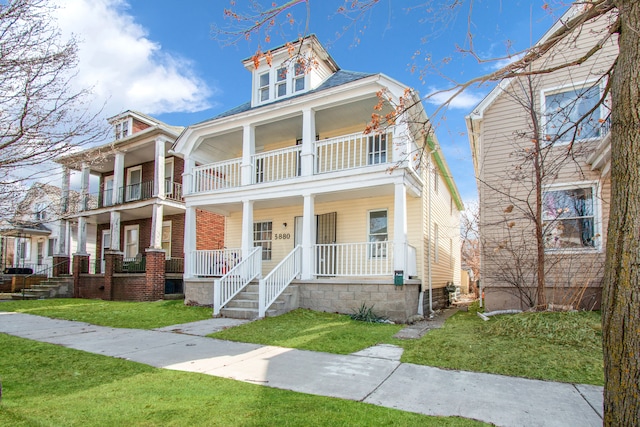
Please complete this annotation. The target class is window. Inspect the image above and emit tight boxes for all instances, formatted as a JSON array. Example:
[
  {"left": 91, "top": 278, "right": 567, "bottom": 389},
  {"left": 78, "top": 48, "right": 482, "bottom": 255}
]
[
  {"left": 433, "top": 223, "right": 439, "bottom": 263},
  {"left": 114, "top": 119, "right": 131, "bottom": 140},
  {"left": 276, "top": 67, "right": 287, "bottom": 98},
  {"left": 254, "top": 222, "right": 272, "bottom": 260},
  {"left": 161, "top": 221, "right": 172, "bottom": 259},
  {"left": 543, "top": 185, "right": 597, "bottom": 250},
  {"left": 544, "top": 85, "right": 601, "bottom": 142},
  {"left": 126, "top": 166, "right": 142, "bottom": 201},
  {"left": 294, "top": 63, "right": 305, "bottom": 92},
  {"left": 124, "top": 225, "right": 139, "bottom": 259},
  {"left": 34, "top": 202, "right": 47, "bottom": 221},
  {"left": 17, "top": 238, "right": 30, "bottom": 261},
  {"left": 367, "top": 134, "right": 387, "bottom": 165},
  {"left": 103, "top": 176, "right": 114, "bottom": 206},
  {"left": 368, "top": 210, "right": 388, "bottom": 258},
  {"left": 259, "top": 72, "right": 270, "bottom": 102},
  {"left": 47, "top": 238, "right": 56, "bottom": 257},
  {"left": 164, "top": 158, "right": 174, "bottom": 195}
]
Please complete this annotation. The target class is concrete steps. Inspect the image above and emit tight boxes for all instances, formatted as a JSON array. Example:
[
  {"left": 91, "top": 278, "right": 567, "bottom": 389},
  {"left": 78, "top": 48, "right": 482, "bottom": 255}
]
[
  {"left": 11, "top": 277, "right": 73, "bottom": 300},
  {"left": 219, "top": 282, "right": 297, "bottom": 320}
]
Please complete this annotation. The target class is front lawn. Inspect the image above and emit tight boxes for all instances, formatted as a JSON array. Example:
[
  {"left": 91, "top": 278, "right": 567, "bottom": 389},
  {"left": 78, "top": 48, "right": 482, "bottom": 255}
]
[
  {"left": 0, "top": 334, "right": 485, "bottom": 426},
  {"left": 209, "top": 308, "right": 404, "bottom": 354},
  {"left": 0, "top": 298, "right": 212, "bottom": 329}
]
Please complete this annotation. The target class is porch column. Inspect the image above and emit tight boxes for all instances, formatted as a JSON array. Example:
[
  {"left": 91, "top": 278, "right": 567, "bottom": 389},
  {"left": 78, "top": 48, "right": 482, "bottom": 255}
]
[
  {"left": 80, "top": 162, "right": 90, "bottom": 212},
  {"left": 393, "top": 182, "right": 408, "bottom": 275},
  {"left": 241, "top": 200, "right": 254, "bottom": 258},
  {"left": 76, "top": 217, "right": 87, "bottom": 255},
  {"left": 301, "top": 193, "right": 315, "bottom": 280},
  {"left": 110, "top": 211, "right": 121, "bottom": 251},
  {"left": 113, "top": 152, "right": 125, "bottom": 205},
  {"left": 301, "top": 108, "right": 316, "bottom": 177},
  {"left": 153, "top": 137, "right": 166, "bottom": 198},
  {"left": 183, "top": 157, "right": 195, "bottom": 195},
  {"left": 57, "top": 167, "right": 70, "bottom": 256},
  {"left": 241, "top": 125, "right": 255, "bottom": 186},
  {"left": 150, "top": 203, "right": 164, "bottom": 249},
  {"left": 183, "top": 206, "right": 196, "bottom": 278}
]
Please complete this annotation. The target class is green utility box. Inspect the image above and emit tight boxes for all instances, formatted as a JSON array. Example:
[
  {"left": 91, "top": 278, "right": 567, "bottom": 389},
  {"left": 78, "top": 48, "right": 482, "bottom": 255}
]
[{"left": 394, "top": 270, "right": 404, "bottom": 286}]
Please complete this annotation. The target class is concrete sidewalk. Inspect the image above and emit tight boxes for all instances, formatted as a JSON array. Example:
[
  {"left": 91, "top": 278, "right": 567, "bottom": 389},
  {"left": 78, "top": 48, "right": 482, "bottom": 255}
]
[{"left": 0, "top": 312, "right": 603, "bottom": 427}]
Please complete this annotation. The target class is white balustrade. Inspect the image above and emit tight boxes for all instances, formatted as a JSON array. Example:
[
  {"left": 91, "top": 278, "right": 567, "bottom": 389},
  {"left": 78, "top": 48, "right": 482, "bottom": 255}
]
[
  {"left": 192, "top": 159, "right": 241, "bottom": 193},
  {"left": 213, "top": 247, "right": 261, "bottom": 316},
  {"left": 253, "top": 145, "right": 302, "bottom": 183},
  {"left": 192, "top": 248, "right": 242, "bottom": 277},
  {"left": 315, "top": 130, "right": 392, "bottom": 174},
  {"left": 314, "top": 241, "right": 394, "bottom": 276}
]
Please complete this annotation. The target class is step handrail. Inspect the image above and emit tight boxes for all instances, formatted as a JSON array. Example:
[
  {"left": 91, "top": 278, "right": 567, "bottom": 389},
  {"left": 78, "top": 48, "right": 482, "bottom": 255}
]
[
  {"left": 258, "top": 245, "right": 301, "bottom": 318},
  {"left": 213, "top": 247, "right": 262, "bottom": 316}
]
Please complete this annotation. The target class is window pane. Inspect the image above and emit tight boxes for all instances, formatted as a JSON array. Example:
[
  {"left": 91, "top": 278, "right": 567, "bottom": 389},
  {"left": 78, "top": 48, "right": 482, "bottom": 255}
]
[
  {"left": 277, "top": 82, "right": 286, "bottom": 97},
  {"left": 276, "top": 67, "right": 287, "bottom": 82},
  {"left": 259, "top": 73, "right": 269, "bottom": 87},
  {"left": 260, "top": 87, "right": 269, "bottom": 101},
  {"left": 545, "top": 86, "right": 600, "bottom": 141},
  {"left": 294, "top": 76, "right": 305, "bottom": 92},
  {"left": 543, "top": 188, "right": 593, "bottom": 219},
  {"left": 369, "top": 210, "right": 387, "bottom": 236}
]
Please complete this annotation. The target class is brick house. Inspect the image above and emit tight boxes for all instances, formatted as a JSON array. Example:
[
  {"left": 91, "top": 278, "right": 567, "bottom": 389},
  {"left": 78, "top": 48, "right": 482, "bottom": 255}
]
[
  {"left": 172, "top": 36, "right": 463, "bottom": 321},
  {"left": 55, "top": 111, "right": 224, "bottom": 301}
]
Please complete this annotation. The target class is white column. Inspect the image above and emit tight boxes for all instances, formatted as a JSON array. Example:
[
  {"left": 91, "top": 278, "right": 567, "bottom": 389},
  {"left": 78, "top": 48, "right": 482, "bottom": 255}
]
[
  {"left": 393, "top": 182, "right": 408, "bottom": 273},
  {"left": 77, "top": 217, "right": 87, "bottom": 255},
  {"left": 301, "top": 193, "right": 315, "bottom": 279},
  {"left": 150, "top": 203, "right": 164, "bottom": 249},
  {"left": 391, "top": 120, "right": 409, "bottom": 164},
  {"left": 154, "top": 138, "right": 166, "bottom": 198},
  {"left": 241, "top": 200, "right": 254, "bottom": 258},
  {"left": 110, "top": 211, "right": 121, "bottom": 252},
  {"left": 113, "top": 152, "right": 125, "bottom": 205},
  {"left": 184, "top": 206, "right": 196, "bottom": 278},
  {"left": 183, "top": 157, "right": 195, "bottom": 195},
  {"left": 80, "top": 163, "right": 90, "bottom": 211},
  {"left": 57, "top": 167, "right": 70, "bottom": 256},
  {"left": 301, "top": 108, "right": 316, "bottom": 176},
  {"left": 241, "top": 125, "right": 255, "bottom": 186}
]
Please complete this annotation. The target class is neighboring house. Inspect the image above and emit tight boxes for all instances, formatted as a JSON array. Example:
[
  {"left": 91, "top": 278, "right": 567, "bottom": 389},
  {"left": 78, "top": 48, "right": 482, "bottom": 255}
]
[
  {"left": 466, "top": 6, "right": 616, "bottom": 310},
  {"left": 172, "top": 35, "right": 463, "bottom": 321},
  {"left": 55, "top": 111, "right": 224, "bottom": 301},
  {"left": 0, "top": 183, "right": 88, "bottom": 276}
]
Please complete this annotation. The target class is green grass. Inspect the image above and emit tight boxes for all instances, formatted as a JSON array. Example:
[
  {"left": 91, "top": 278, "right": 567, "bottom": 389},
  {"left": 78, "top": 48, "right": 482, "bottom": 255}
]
[
  {"left": 209, "top": 308, "right": 404, "bottom": 354},
  {"left": 400, "top": 305, "right": 604, "bottom": 385},
  {"left": 0, "top": 334, "right": 485, "bottom": 426},
  {"left": 0, "top": 299, "right": 212, "bottom": 329}
]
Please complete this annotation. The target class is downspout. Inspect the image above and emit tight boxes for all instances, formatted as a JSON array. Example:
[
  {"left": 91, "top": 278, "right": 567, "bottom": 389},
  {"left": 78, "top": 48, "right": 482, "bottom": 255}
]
[{"left": 427, "top": 153, "right": 433, "bottom": 318}]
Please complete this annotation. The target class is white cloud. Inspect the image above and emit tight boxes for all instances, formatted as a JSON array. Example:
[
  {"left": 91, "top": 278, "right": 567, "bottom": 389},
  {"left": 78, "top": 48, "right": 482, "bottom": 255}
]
[
  {"left": 424, "top": 87, "right": 485, "bottom": 110},
  {"left": 52, "top": 0, "right": 213, "bottom": 116}
]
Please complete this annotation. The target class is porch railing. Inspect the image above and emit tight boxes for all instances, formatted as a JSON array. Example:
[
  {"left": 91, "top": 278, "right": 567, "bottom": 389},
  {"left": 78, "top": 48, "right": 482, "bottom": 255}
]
[
  {"left": 315, "top": 131, "right": 391, "bottom": 174},
  {"left": 253, "top": 145, "right": 301, "bottom": 184},
  {"left": 314, "top": 241, "right": 394, "bottom": 276},
  {"left": 115, "top": 257, "right": 146, "bottom": 273},
  {"left": 165, "top": 257, "right": 184, "bottom": 273},
  {"left": 213, "top": 246, "right": 262, "bottom": 316},
  {"left": 120, "top": 180, "right": 154, "bottom": 203},
  {"left": 258, "top": 245, "right": 301, "bottom": 318},
  {"left": 193, "top": 159, "right": 242, "bottom": 193},
  {"left": 165, "top": 181, "right": 183, "bottom": 202},
  {"left": 192, "top": 248, "right": 242, "bottom": 277}
]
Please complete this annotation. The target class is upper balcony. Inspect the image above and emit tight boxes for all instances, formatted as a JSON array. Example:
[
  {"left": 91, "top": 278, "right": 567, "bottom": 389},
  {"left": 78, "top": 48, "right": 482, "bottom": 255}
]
[
  {"left": 83, "top": 179, "right": 184, "bottom": 211},
  {"left": 189, "top": 127, "right": 420, "bottom": 196}
]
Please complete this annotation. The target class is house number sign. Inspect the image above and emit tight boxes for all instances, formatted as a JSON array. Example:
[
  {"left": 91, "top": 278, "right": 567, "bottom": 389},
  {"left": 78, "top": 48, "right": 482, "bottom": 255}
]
[{"left": 274, "top": 233, "right": 291, "bottom": 240}]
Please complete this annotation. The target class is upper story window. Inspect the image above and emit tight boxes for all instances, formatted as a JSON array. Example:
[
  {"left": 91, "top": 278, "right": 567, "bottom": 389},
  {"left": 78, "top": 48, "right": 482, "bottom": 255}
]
[
  {"left": 543, "top": 84, "right": 602, "bottom": 142},
  {"left": 543, "top": 183, "right": 598, "bottom": 251},
  {"left": 256, "top": 62, "right": 307, "bottom": 105},
  {"left": 259, "top": 72, "right": 270, "bottom": 102},
  {"left": 114, "top": 119, "right": 131, "bottom": 140},
  {"left": 34, "top": 202, "right": 47, "bottom": 221}
]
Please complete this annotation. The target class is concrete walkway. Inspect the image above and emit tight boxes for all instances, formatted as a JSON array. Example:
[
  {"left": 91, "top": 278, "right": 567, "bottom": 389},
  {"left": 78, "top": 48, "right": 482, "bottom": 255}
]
[{"left": 0, "top": 312, "right": 603, "bottom": 427}]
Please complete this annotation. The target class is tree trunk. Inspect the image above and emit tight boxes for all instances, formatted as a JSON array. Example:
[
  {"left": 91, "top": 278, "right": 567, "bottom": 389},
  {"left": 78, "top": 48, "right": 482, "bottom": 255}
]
[{"left": 602, "top": 1, "right": 640, "bottom": 425}]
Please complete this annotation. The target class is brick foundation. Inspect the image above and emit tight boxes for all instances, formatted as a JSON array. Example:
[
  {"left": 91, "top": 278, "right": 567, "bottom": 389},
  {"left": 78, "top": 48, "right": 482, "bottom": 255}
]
[{"left": 72, "top": 254, "right": 90, "bottom": 298}]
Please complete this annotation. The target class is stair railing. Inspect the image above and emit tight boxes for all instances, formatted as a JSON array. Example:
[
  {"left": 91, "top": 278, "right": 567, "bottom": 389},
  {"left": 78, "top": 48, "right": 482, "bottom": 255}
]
[
  {"left": 213, "top": 246, "right": 262, "bottom": 316},
  {"left": 20, "top": 260, "right": 69, "bottom": 300},
  {"left": 258, "top": 245, "right": 301, "bottom": 318}
]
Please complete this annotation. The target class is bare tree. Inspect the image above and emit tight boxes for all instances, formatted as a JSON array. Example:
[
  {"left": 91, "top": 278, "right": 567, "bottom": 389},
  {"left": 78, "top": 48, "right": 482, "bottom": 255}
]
[
  {"left": 0, "top": 0, "right": 105, "bottom": 217},
  {"left": 215, "top": 1, "right": 638, "bottom": 423}
]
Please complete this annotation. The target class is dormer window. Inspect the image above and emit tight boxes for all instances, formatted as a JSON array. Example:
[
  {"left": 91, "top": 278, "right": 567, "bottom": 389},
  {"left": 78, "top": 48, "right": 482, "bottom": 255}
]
[
  {"left": 294, "top": 63, "right": 305, "bottom": 92},
  {"left": 114, "top": 119, "right": 132, "bottom": 140},
  {"left": 259, "top": 72, "right": 270, "bottom": 102},
  {"left": 276, "top": 67, "right": 287, "bottom": 98}
]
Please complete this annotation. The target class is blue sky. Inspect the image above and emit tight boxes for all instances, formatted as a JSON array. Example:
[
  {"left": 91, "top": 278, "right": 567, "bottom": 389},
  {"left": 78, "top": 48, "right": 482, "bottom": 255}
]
[{"left": 52, "top": 0, "right": 569, "bottom": 206}]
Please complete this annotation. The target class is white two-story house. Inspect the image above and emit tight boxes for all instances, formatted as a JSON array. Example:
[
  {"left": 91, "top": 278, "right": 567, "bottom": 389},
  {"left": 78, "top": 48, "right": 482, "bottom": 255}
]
[{"left": 173, "top": 35, "right": 463, "bottom": 321}]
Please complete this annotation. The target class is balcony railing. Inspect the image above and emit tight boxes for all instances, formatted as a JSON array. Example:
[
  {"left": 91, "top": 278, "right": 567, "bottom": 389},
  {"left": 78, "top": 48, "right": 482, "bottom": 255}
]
[
  {"left": 77, "top": 179, "right": 185, "bottom": 212},
  {"left": 189, "top": 130, "right": 396, "bottom": 195},
  {"left": 119, "top": 180, "right": 154, "bottom": 203},
  {"left": 193, "top": 159, "right": 241, "bottom": 193}
]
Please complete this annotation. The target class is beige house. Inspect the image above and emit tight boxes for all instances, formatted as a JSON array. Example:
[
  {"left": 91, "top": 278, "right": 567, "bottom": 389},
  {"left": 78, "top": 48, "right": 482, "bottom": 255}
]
[
  {"left": 172, "top": 35, "right": 463, "bottom": 321},
  {"left": 466, "top": 6, "right": 616, "bottom": 310}
]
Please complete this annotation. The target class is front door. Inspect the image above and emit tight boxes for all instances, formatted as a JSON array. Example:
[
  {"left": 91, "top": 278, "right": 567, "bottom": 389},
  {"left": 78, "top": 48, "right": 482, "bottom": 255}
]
[
  {"left": 101, "top": 229, "right": 111, "bottom": 273},
  {"left": 316, "top": 212, "right": 337, "bottom": 276}
]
